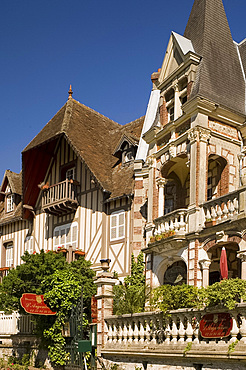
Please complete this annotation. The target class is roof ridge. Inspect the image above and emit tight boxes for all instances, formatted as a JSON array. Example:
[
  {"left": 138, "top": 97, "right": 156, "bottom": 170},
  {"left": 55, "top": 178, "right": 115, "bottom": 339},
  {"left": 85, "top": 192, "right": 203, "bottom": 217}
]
[{"left": 61, "top": 100, "right": 73, "bottom": 132}]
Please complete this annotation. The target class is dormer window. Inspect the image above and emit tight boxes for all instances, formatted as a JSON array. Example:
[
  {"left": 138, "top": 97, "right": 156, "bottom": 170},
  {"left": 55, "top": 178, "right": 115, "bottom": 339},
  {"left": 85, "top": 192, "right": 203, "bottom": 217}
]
[{"left": 6, "top": 194, "right": 14, "bottom": 213}]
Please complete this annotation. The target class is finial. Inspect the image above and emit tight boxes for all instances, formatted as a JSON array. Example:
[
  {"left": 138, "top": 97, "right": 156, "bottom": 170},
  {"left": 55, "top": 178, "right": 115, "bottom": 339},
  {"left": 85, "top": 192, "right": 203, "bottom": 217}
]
[{"left": 68, "top": 85, "right": 73, "bottom": 100}]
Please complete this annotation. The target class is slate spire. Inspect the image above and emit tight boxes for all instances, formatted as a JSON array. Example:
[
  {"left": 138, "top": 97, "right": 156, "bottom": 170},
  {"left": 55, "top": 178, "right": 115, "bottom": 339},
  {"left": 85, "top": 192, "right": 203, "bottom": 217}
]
[{"left": 184, "top": 0, "right": 245, "bottom": 115}]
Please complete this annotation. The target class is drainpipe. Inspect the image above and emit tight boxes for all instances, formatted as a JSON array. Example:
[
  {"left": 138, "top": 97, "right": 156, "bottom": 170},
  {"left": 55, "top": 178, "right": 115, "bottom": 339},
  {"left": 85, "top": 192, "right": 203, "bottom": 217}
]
[{"left": 238, "top": 130, "right": 244, "bottom": 186}]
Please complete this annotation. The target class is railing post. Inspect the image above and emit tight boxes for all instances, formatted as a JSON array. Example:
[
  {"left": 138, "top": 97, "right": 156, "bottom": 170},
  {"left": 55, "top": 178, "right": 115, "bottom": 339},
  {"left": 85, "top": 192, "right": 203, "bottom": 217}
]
[{"left": 94, "top": 260, "right": 117, "bottom": 358}]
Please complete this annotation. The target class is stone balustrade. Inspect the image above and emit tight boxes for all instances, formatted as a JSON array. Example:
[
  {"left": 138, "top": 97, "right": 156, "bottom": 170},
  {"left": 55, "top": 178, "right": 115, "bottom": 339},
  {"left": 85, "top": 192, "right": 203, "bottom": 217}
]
[
  {"left": 201, "top": 188, "right": 246, "bottom": 225},
  {"left": 154, "top": 208, "right": 188, "bottom": 235},
  {"left": 104, "top": 304, "right": 246, "bottom": 350},
  {"left": 0, "top": 311, "right": 34, "bottom": 335}
]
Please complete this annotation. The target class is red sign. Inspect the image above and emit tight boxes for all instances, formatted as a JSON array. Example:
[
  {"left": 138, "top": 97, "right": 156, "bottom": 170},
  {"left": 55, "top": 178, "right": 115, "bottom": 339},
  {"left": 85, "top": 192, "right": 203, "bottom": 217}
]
[
  {"left": 200, "top": 313, "right": 232, "bottom": 338},
  {"left": 20, "top": 293, "right": 56, "bottom": 315},
  {"left": 91, "top": 296, "right": 97, "bottom": 323}
]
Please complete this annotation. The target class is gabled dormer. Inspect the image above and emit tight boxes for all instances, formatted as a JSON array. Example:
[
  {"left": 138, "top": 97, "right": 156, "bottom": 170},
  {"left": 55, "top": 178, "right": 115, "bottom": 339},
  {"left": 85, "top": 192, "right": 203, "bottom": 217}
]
[
  {"left": 0, "top": 170, "right": 22, "bottom": 219},
  {"left": 113, "top": 134, "right": 138, "bottom": 165}
]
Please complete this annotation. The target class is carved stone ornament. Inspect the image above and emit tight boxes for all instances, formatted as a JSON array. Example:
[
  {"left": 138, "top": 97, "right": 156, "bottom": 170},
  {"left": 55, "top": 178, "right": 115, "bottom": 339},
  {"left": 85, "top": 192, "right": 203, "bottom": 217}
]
[
  {"left": 146, "top": 155, "right": 154, "bottom": 168},
  {"left": 199, "top": 128, "right": 211, "bottom": 143},
  {"left": 156, "top": 177, "right": 166, "bottom": 188},
  {"left": 187, "top": 127, "right": 210, "bottom": 143},
  {"left": 237, "top": 252, "right": 246, "bottom": 262},
  {"left": 200, "top": 260, "right": 211, "bottom": 270},
  {"left": 169, "top": 144, "right": 176, "bottom": 158}
]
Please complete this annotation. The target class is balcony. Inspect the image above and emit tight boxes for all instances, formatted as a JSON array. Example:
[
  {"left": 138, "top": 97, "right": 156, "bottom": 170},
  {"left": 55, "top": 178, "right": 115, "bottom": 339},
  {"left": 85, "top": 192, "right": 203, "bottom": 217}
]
[
  {"left": 147, "top": 209, "right": 188, "bottom": 253},
  {"left": 202, "top": 187, "right": 246, "bottom": 228},
  {"left": 42, "top": 179, "right": 79, "bottom": 216},
  {"left": 103, "top": 304, "right": 246, "bottom": 363}
]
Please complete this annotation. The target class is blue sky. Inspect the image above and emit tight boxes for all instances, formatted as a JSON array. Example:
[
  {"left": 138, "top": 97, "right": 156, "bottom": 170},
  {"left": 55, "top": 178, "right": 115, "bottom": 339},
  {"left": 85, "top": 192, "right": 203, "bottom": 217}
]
[{"left": 0, "top": 0, "right": 246, "bottom": 180}]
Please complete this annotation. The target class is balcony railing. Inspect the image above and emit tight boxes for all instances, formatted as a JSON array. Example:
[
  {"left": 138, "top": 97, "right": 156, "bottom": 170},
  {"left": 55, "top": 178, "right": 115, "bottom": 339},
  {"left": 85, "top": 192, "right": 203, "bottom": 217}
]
[
  {"left": 0, "top": 311, "right": 34, "bottom": 335},
  {"left": 103, "top": 304, "right": 246, "bottom": 359},
  {"left": 42, "top": 179, "right": 79, "bottom": 215},
  {"left": 201, "top": 187, "right": 246, "bottom": 227},
  {"left": 154, "top": 208, "right": 188, "bottom": 236}
]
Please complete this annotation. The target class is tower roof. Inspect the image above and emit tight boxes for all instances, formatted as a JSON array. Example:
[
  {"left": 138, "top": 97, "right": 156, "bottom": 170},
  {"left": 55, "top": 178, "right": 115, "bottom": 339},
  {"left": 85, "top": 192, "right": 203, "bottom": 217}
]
[{"left": 184, "top": 0, "right": 245, "bottom": 115}]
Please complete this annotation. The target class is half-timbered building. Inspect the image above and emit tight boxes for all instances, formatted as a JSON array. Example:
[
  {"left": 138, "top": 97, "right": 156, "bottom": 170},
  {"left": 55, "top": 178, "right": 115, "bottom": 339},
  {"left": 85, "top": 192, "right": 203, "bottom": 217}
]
[{"left": 0, "top": 91, "right": 144, "bottom": 279}]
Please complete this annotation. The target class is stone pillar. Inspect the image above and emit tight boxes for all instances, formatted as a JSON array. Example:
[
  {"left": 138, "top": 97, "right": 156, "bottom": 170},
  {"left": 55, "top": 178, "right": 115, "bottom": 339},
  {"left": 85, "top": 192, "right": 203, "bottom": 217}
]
[
  {"left": 94, "top": 260, "right": 117, "bottom": 359},
  {"left": 188, "top": 126, "right": 210, "bottom": 232},
  {"left": 156, "top": 178, "right": 166, "bottom": 218},
  {"left": 200, "top": 260, "right": 211, "bottom": 287},
  {"left": 174, "top": 83, "right": 180, "bottom": 120},
  {"left": 237, "top": 252, "right": 246, "bottom": 280}
]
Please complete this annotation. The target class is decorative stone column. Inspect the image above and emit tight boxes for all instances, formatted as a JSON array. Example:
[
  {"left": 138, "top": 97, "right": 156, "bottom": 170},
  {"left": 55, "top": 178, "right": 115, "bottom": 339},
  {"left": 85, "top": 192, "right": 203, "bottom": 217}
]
[
  {"left": 200, "top": 260, "right": 211, "bottom": 287},
  {"left": 156, "top": 177, "right": 166, "bottom": 218},
  {"left": 94, "top": 259, "right": 118, "bottom": 358},
  {"left": 237, "top": 252, "right": 246, "bottom": 280}
]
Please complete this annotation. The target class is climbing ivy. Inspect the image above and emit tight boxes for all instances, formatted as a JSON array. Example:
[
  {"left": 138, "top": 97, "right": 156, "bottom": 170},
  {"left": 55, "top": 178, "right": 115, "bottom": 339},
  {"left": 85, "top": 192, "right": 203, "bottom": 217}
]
[
  {"left": 113, "top": 252, "right": 145, "bottom": 315},
  {"left": 0, "top": 250, "right": 96, "bottom": 366}
]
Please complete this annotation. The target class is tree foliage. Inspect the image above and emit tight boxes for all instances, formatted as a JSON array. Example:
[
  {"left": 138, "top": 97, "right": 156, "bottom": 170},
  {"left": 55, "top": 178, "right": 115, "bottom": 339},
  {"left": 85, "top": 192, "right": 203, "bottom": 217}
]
[
  {"left": 0, "top": 250, "right": 96, "bottom": 366},
  {"left": 113, "top": 252, "right": 145, "bottom": 315}
]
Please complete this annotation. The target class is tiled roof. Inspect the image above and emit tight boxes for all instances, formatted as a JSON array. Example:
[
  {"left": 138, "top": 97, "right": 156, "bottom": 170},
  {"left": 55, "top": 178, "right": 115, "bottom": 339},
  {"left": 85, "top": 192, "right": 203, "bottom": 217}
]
[
  {"left": 23, "top": 99, "right": 144, "bottom": 199},
  {"left": 1, "top": 170, "right": 22, "bottom": 195},
  {"left": 184, "top": 0, "right": 245, "bottom": 115}
]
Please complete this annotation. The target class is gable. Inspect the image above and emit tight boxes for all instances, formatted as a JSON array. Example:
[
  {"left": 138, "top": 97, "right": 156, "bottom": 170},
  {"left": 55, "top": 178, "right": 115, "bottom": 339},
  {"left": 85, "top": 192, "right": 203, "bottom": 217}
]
[{"left": 159, "top": 32, "right": 195, "bottom": 83}]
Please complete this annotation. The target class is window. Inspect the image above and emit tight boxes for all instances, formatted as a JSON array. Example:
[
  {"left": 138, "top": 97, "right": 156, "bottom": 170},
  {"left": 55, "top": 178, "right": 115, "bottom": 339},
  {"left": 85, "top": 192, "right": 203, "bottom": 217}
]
[
  {"left": 110, "top": 211, "right": 125, "bottom": 241},
  {"left": 24, "top": 236, "right": 33, "bottom": 254},
  {"left": 5, "top": 243, "right": 13, "bottom": 267},
  {"left": 66, "top": 167, "right": 75, "bottom": 180},
  {"left": 167, "top": 105, "right": 174, "bottom": 122},
  {"left": 53, "top": 222, "right": 78, "bottom": 250},
  {"left": 6, "top": 194, "right": 14, "bottom": 213}
]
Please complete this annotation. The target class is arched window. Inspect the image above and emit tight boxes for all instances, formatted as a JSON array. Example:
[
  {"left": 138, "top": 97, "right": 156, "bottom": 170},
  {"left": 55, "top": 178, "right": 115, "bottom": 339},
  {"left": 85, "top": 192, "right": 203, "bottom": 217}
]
[
  {"left": 207, "top": 156, "right": 228, "bottom": 200},
  {"left": 163, "top": 260, "right": 187, "bottom": 285}
]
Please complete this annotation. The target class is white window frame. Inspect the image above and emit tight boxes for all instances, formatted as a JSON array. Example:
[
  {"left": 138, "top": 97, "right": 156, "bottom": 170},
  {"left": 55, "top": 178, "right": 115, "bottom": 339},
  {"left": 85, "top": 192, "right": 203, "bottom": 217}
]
[
  {"left": 24, "top": 236, "right": 34, "bottom": 254},
  {"left": 53, "top": 222, "right": 78, "bottom": 250},
  {"left": 110, "top": 210, "right": 125, "bottom": 241},
  {"left": 5, "top": 243, "right": 13, "bottom": 268},
  {"left": 66, "top": 167, "right": 75, "bottom": 180},
  {"left": 6, "top": 194, "right": 14, "bottom": 213}
]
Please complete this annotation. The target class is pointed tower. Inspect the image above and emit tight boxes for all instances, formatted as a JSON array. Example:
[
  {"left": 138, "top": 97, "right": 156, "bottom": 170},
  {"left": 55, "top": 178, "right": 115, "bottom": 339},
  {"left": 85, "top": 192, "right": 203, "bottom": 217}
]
[{"left": 184, "top": 0, "right": 245, "bottom": 114}]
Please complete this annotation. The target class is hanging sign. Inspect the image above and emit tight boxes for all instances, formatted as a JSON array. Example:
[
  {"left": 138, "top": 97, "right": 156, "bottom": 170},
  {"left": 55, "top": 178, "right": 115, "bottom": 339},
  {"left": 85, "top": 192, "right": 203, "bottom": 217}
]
[
  {"left": 20, "top": 293, "right": 56, "bottom": 315},
  {"left": 199, "top": 313, "right": 232, "bottom": 338}
]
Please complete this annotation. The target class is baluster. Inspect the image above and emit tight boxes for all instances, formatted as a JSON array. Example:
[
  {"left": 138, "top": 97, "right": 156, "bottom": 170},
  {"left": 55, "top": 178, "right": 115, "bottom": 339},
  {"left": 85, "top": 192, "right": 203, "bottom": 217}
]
[
  {"left": 122, "top": 321, "right": 128, "bottom": 345},
  {"left": 174, "top": 217, "right": 179, "bottom": 231},
  {"left": 193, "top": 313, "right": 200, "bottom": 344},
  {"left": 206, "top": 208, "right": 211, "bottom": 221},
  {"left": 234, "top": 198, "right": 239, "bottom": 215},
  {"left": 239, "top": 315, "right": 246, "bottom": 344},
  {"left": 230, "top": 314, "right": 239, "bottom": 343},
  {"left": 165, "top": 319, "right": 171, "bottom": 344},
  {"left": 128, "top": 320, "right": 133, "bottom": 344},
  {"left": 165, "top": 221, "right": 170, "bottom": 232},
  {"left": 217, "top": 204, "right": 223, "bottom": 221},
  {"left": 171, "top": 316, "right": 178, "bottom": 343},
  {"left": 139, "top": 318, "right": 145, "bottom": 344},
  {"left": 112, "top": 323, "right": 117, "bottom": 344},
  {"left": 107, "top": 321, "right": 113, "bottom": 344},
  {"left": 169, "top": 218, "right": 174, "bottom": 231},
  {"left": 133, "top": 319, "right": 139, "bottom": 344},
  {"left": 223, "top": 202, "right": 229, "bottom": 220},
  {"left": 179, "top": 212, "right": 186, "bottom": 232},
  {"left": 145, "top": 317, "right": 151, "bottom": 343},
  {"left": 228, "top": 199, "right": 235, "bottom": 217},
  {"left": 186, "top": 315, "right": 193, "bottom": 343},
  {"left": 118, "top": 320, "right": 123, "bottom": 344},
  {"left": 178, "top": 314, "right": 185, "bottom": 342},
  {"left": 161, "top": 222, "right": 165, "bottom": 233},
  {"left": 152, "top": 316, "right": 158, "bottom": 344},
  {"left": 158, "top": 314, "right": 164, "bottom": 343},
  {"left": 211, "top": 206, "right": 217, "bottom": 221}
]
